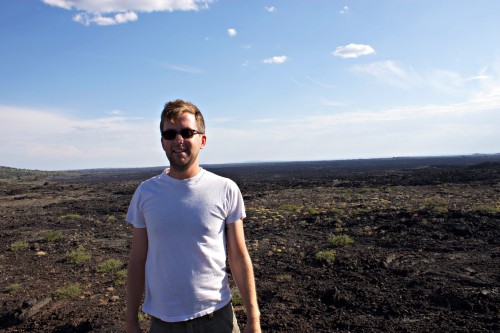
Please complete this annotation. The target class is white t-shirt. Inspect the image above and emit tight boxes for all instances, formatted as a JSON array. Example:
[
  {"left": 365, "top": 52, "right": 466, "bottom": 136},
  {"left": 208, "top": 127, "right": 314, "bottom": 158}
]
[{"left": 126, "top": 168, "right": 246, "bottom": 322}]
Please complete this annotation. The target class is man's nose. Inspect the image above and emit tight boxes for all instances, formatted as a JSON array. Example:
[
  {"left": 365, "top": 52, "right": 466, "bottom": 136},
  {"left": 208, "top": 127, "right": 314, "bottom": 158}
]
[{"left": 174, "top": 133, "right": 184, "bottom": 143}]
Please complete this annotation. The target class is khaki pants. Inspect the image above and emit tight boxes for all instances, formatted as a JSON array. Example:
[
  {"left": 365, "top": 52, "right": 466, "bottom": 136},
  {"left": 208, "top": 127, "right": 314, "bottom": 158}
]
[{"left": 149, "top": 302, "right": 240, "bottom": 333}]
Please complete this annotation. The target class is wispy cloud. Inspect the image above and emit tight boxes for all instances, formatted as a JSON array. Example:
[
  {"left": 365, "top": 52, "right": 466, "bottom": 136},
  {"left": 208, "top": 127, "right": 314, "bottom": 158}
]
[
  {"left": 264, "top": 6, "right": 277, "bottom": 13},
  {"left": 320, "top": 98, "right": 345, "bottom": 107},
  {"left": 209, "top": 82, "right": 500, "bottom": 162},
  {"left": 263, "top": 55, "right": 288, "bottom": 64},
  {"left": 157, "top": 62, "right": 204, "bottom": 74},
  {"left": 227, "top": 28, "right": 237, "bottom": 37},
  {"left": 2, "top": 81, "right": 499, "bottom": 169},
  {"left": 332, "top": 43, "right": 375, "bottom": 59},
  {"left": 252, "top": 118, "right": 276, "bottom": 123},
  {"left": 108, "top": 109, "right": 124, "bottom": 116},
  {"left": 42, "top": 0, "right": 213, "bottom": 25},
  {"left": 351, "top": 60, "right": 491, "bottom": 95},
  {"left": 351, "top": 60, "right": 421, "bottom": 89},
  {"left": 339, "top": 6, "right": 349, "bottom": 14},
  {"left": 305, "top": 76, "right": 336, "bottom": 89}
]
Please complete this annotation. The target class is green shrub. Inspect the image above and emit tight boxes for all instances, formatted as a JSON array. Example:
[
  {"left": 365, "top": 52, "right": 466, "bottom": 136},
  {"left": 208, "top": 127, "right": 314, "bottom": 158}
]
[
  {"left": 97, "top": 259, "right": 124, "bottom": 273},
  {"left": 56, "top": 283, "right": 82, "bottom": 299},
  {"left": 471, "top": 204, "right": 499, "bottom": 214},
  {"left": 428, "top": 198, "right": 448, "bottom": 213},
  {"left": 329, "top": 234, "right": 354, "bottom": 247},
  {"left": 106, "top": 215, "right": 116, "bottom": 222},
  {"left": 5, "top": 283, "right": 21, "bottom": 293},
  {"left": 114, "top": 269, "right": 127, "bottom": 286},
  {"left": 231, "top": 287, "right": 243, "bottom": 306},
  {"left": 10, "top": 240, "right": 29, "bottom": 251},
  {"left": 43, "top": 230, "right": 63, "bottom": 242},
  {"left": 304, "top": 207, "right": 319, "bottom": 214},
  {"left": 279, "top": 204, "right": 301, "bottom": 212},
  {"left": 315, "top": 250, "right": 336, "bottom": 263},
  {"left": 66, "top": 245, "right": 92, "bottom": 265},
  {"left": 330, "top": 208, "right": 345, "bottom": 215}
]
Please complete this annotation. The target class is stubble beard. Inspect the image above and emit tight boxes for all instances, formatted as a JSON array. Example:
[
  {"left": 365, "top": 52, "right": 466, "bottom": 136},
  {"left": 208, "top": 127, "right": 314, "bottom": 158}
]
[{"left": 167, "top": 151, "right": 196, "bottom": 172}]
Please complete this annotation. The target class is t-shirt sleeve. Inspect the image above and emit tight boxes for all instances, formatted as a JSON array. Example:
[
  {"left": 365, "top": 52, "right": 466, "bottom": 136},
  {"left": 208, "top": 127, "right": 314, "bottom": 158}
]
[
  {"left": 225, "top": 180, "right": 246, "bottom": 224},
  {"left": 126, "top": 186, "right": 146, "bottom": 228}
]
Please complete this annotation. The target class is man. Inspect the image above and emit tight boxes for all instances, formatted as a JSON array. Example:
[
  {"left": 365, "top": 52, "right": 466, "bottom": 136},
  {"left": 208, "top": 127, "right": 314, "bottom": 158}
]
[{"left": 126, "top": 100, "right": 261, "bottom": 333}]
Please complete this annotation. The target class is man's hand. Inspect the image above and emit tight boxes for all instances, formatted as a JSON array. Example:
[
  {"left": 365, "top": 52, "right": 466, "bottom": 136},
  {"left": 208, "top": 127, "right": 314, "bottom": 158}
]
[{"left": 244, "top": 318, "right": 262, "bottom": 333}]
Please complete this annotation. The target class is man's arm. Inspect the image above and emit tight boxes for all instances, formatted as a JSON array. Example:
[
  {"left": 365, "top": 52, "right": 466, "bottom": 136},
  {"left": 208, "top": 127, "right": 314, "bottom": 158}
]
[
  {"left": 126, "top": 227, "right": 148, "bottom": 333},
  {"left": 226, "top": 219, "right": 261, "bottom": 333}
]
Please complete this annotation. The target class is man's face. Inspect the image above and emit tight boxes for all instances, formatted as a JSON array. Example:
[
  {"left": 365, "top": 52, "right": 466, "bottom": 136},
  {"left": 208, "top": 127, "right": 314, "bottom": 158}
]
[{"left": 161, "top": 112, "right": 206, "bottom": 175}]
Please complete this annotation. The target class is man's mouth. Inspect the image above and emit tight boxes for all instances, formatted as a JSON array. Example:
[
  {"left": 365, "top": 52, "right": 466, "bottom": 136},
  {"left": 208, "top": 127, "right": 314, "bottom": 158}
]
[{"left": 173, "top": 148, "right": 187, "bottom": 154}]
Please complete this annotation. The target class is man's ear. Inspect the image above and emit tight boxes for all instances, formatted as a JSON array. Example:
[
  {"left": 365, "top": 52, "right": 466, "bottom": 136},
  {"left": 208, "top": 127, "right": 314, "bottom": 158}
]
[
  {"left": 160, "top": 137, "right": 167, "bottom": 151},
  {"left": 200, "top": 134, "right": 207, "bottom": 149}
]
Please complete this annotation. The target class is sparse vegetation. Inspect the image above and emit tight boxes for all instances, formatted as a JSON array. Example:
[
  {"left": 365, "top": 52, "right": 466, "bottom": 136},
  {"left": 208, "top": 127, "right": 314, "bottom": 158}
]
[
  {"left": 276, "top": 274, "right": 293, "bottom": 282},
  {"left": 43, "top": 230, "right": 64, "bottom": 242},
  {"left": 65, "top": 245, "right": 92, "bottom": 265},
  {"left": 10, "top": 240, "right": 29, "bottom": 252},
  {"left": 304, "top": 207, "right": 319, "bottom": 214},
  {"left": 0, "top": 166, "right": 82, "bottom": 183},
  {"left": 1, "top": 158, "right": 499, "bottom": 332},
  {"left": 329, "top": 234, "right": 355, "bottom": 247},
  {"left": 231, "top": 287, "right": 243, "bottom": 306},
  {"left": 315, "top": 250, "right": 336, "bottom": 263},
  {"left": 58, "top": 214, "right": 82, "bottom": 220},
  {"left": 471, "top": 204, "right": 499, "bottom": 214},
  {"left": 331, "top": 208, "right": 345, "bottom": 215},
  {"left": 56, "top": 283, "right": 82, "bottom": 299},
  {"left": 106, "top": 215, "right": 116, "bottom": 222},
  {"left": 5, "top": 283, "right": 21, "bottom": 293},
  {"left": 279, "top": 204, "right": 301, "bottom": 212},
  {"left": 114, "top": 269, "right": 127, "bottom": 286},
  {"left": 96, "top": 259, "right": 124, "bottom": 273},
  {"left": 428, "top": 198, "right": 448, "bottom": 213}
]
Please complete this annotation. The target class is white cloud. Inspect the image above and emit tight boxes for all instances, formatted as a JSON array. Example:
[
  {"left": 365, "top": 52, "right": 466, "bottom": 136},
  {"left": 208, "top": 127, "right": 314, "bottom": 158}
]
[
  {"left": 42, "top": 0, "right": 212, "bottom": 13},
  {"left": 2, "top": 80, "right": 499, "bottom": 169},
  {"left": 227, "top": 28, "right": 237, "bottom": 37},
  {"left": 0, "top": 105, "right": 163, "bottom": 170},
  {"left": 264, "top": 6, "right": 277, "bottom": 13},
  {"left": 263, "top": 55, "right": 288, "bottom": 64},
  {"left": 332, "top": 43, "right": 375, "bottom": 58},
  {"left": 73, "top": 11, "right": 138, "bottom": 26},
  {"left": 339, "top": 6, "right": 349, "bottom": 14},
  {"left": 42, "top": 0, "right": 213, "bottom": 25}
]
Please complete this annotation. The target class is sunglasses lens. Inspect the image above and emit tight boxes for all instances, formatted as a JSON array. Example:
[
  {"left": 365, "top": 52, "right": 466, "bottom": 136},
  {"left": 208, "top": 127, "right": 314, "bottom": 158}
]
[
  {"left": 180, "top": 129, "right": 195, "bottom": 139},
  {"left": 162, "top": 130, "right": 177, "bottom": 140},
  {"left": 162, "top": 129, "right": 198, "bottom": 140}
]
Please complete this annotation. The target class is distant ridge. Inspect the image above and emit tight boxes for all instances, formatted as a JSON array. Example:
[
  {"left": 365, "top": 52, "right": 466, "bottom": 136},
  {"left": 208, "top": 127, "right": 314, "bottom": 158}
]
[{"left": 2, "top": 153, "right": 500, "bottom": 178}]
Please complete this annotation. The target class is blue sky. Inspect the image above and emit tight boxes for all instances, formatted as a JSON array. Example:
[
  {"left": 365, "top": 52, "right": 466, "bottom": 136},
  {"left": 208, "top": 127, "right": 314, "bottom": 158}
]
[{"left": 1, "top": 0, "right": 499, "bottom": 170}]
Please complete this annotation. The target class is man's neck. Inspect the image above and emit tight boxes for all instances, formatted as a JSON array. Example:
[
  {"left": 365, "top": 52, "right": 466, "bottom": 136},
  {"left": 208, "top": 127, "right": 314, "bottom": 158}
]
[{"left": 167, "top": 165, "right": 202, "bottom": 180}]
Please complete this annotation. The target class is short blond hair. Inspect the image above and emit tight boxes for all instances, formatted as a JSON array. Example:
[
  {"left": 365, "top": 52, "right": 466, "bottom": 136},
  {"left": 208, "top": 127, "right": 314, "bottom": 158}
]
[{"left": 160, "top": 99, "right": 205, "bottom": 133}]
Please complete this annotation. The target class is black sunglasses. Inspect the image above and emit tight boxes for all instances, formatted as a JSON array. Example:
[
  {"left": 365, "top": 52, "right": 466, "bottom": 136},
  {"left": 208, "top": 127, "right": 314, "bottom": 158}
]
[{"left": 161, "top": 128, "right": 204, "bottom": 140}]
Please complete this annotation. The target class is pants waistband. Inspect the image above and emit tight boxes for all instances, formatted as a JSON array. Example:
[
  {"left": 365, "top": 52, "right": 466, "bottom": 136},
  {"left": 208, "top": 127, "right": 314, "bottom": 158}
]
[{"left": 151, "top": 301, "right": 231, "bottom": 326}]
